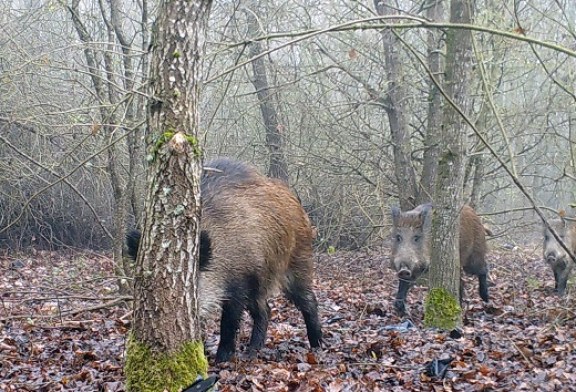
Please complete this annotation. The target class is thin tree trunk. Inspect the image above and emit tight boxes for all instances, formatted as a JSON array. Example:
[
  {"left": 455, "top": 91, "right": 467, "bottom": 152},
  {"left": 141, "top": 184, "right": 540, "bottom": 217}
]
[
  {"left": 109, "top": 0, "right": 146, "bottom": 230},
  {"left": 468, "top": 155, "right": 484, "bottom": 208},
  {"left": 245, "top": 7, "right": 289, "bottom": 183},
  {"left": 67, "top": 0, "right": 130, "bottom": 292},
  {"left": 425, "top": 0, "right": 474, "bottom": 330},
  {"left": 374, "top": 0, "right": 418, "bottom": 210},
  {"left": 418, "top": 0, "right": 445, "bottom": 205},
  {"left": 124, "top": 0, "right": 212, "bottom": 390}
]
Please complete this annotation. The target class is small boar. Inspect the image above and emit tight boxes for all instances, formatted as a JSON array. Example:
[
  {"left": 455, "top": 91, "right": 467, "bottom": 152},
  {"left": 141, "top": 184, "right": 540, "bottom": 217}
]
[
  {"left": 390, "top": 203, "right": 489, "bottom": 314},
  {"left": 127, "top": 158, "right": 322, "bottom": 362},
  {"left": 543, "top": 218, "right": 576, "bottom": 296}
]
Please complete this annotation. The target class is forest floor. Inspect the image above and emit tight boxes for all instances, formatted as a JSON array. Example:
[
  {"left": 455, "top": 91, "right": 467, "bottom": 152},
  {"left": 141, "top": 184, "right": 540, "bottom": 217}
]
[{"left": 2, "top": 242, "right": 576, "bottom": 391}]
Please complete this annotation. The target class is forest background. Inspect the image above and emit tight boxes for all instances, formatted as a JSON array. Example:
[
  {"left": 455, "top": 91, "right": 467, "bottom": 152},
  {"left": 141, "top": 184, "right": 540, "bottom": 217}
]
[{"left": 1, "top": 0, "right": 575, "bottom": 257}]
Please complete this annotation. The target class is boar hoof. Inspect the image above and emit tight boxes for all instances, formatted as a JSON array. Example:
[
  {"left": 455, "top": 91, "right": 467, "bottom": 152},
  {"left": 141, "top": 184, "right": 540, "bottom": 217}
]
[
  {"left": 215, "top": 349, "right": 235, "bottom": 363},
  {"left": 394, "top": 299, "right": 407, "bottom": 315},
  {"left": 245, "top": 347, "right": 260, "bottom": 360}
]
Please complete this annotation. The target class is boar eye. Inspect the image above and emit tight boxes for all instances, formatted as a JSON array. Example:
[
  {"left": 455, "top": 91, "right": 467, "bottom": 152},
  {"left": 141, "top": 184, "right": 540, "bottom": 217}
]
[
  {"left": 395, "top": 234, "right": 402, "bottom": 242},
  {"left": 413, "top": 235, "right": 421, "bottom": 243}
]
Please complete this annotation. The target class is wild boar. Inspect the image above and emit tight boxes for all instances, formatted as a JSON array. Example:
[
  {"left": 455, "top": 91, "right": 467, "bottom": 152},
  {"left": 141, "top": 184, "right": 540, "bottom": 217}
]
[
  {"left": 127, "top": 158, "right": 322, "bottom": 362},
  {"left": 390, "top": 203, "right": 489, "bottom": 314},
  {"left": 543, "top": 218, "right": 576, "bottom": 296}
]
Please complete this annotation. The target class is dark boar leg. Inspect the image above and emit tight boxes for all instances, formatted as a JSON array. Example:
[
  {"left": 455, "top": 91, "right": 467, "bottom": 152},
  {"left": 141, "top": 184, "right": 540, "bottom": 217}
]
[
  {"left": 394, "top": 279, "right": 412, "bottom": 315},
  {"left": 285, "top": 282, "right": 323, "bottom": 348},
  {"left": 553, "top": 269, "right": 560, "bottom": 291},
  {"left": 216, "top": 300, "right": 245, "bottom": 363},
  {"left": 478, "top": 274, "right": 489, "bottom": 302},
  {"left": 556, "top": 267, "right": 569, "bottom": 296},
  {"left": 246, "top": 297, "right": 271, "bottom": 357}
]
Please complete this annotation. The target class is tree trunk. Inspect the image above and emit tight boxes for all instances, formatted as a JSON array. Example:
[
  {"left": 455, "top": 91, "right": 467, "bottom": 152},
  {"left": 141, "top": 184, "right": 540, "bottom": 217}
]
[
  {"left": 68, "top": 0, "right": 131, "bottom": 293},
  {"left": 245, "top": 6, "right": 289, "bottom": 183},
  {"left": 124, "top": 0, "right": 212, "bottom": 390},
  {"left": 374, "top": 0, "right": 418, "bottom": 210},
  {"left": 425, "top": 0, "right": 474, "bottom": 330},
  {"left": 468, "top": 155, "right": 484, "bottom": 208},
  {"left": 418, "top": 0, "right": 445, "bottom": 205}
]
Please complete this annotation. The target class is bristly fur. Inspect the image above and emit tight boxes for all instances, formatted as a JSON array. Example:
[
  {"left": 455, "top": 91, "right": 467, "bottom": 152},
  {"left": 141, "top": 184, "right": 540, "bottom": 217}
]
[
  {"left": 126, "top": 158, "right": 322, "bottom": 363},
  {"left": 390, "top": 204, "right": 489, "bottom": 315},
  {"left": 543, "top": 218, "right": 576, "bottom": 295}
]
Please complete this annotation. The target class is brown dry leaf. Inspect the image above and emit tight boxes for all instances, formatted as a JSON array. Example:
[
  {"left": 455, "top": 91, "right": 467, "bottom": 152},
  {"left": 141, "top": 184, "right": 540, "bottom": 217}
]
[
  {"left": 91, "top": 123, "right": 101, "bottom": 135},
  {"left": 478, "top": 365, "right": 491, "bottom": 376},
  {"left": 306, "top": 351, "right": 318, "bottom": 364},
  {"left": 348, "top": 48, "right": 358, "bottom": 60}
]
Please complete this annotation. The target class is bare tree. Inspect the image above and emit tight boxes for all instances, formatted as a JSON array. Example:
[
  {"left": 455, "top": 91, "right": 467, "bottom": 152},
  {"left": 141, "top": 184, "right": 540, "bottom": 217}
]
[
  {"left": 424, "top": 0, "right": 474, "bottom": 329},
  {"left": 374, "top": 0, "right": 417, "bottom": 210},
  {"left": 124, "top": 0, "right": 213, "bottom": 389},
  {"left": 67, "top": 0, "right": 149, "bottom": 291},
  {"left": 244, "top": 3, "right": 289, "bottom": 182},
  {"left": 418, "top": 0, "right": 445, "bottom": 205}
]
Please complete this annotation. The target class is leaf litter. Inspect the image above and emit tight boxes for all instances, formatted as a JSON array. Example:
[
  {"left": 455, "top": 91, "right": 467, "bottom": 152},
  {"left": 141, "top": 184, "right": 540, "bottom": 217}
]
[{"left": 1, "top": 244, "right": 576, "bottom": 391}]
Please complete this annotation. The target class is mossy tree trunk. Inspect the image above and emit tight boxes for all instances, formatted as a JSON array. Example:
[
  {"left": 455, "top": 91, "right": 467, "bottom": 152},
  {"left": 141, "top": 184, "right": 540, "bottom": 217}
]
[
  {"left": 124, "top": 0, "right": 213, "bottom": 390},
  {"left": 425, "top": 0, "right": 474, "bottom": 330}
]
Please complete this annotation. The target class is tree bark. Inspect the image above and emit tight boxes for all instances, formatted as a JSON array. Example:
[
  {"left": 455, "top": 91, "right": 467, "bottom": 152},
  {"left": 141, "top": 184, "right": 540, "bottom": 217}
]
[
  {"left": 124, "top": 0, "right": 212, "bottom": 390},
  {"left": 425, "top": 0, "right": 474, "bottom": 330},
  {"left": 418, "top": 0, "right": 445, "bottom": 205},
  {"left": 68, "top": 0, "right": 131, "bottom": 293},
  {"left": 374, "top": 0, "right": 418, "bottom": 210},
  {"left": 245, "top": 6, "right": 289, "bottom": 183}
]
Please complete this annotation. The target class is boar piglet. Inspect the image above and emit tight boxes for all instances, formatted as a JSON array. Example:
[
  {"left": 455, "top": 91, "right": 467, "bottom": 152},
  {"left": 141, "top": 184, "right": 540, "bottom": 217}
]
[
  {"left": 390, "top": 204, "right": 489, "bottom": 315},
  {"left": 543, "top": 218, "right": 576, "bottom": 296}
]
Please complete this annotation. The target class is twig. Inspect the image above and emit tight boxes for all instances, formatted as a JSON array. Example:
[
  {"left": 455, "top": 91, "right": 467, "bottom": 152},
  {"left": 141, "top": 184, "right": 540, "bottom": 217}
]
[
  {"left": 0, "top": 297, "right": 131, "bottom": 322},
  {"left": 504, "top": 335, "right": 534, "bottom": 366},
  {"left": 2, "top": 295, "right": 133, "bottom": 302}
]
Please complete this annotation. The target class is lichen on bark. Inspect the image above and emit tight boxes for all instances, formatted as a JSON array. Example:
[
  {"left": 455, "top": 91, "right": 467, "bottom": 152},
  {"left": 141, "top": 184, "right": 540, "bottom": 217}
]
[
  {"left": 125, "top": 333, "right": 208, "bottom": 392},
  {"left": 423, "top": 287, "right": 461, "bottom": 330}
]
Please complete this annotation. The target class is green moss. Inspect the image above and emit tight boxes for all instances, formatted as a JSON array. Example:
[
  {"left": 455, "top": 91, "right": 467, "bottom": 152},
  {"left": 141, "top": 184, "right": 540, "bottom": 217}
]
[
  {"left": 423, "top": 287, "right": 461, "bottom": 330},
  {"left": 149, "top": 131, "right": 175, "bottom": 161},
  {"left": 150, "top": 131, "right": 202, "bottom": 161},
  {"left": 184, "top": 134, "right": 202, "bottom": 158},
  {"left": 173, "top": 50, "right": 181, "bottom": 58},
  {"left": 125, "top": 333, "right": 208, "bottom": 392}
]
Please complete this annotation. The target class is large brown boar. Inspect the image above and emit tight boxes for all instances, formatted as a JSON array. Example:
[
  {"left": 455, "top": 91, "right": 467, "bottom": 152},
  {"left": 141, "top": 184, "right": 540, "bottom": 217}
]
[
  {"left": 127, "top": 158, "right": 322, "bottom": 362},
  {"left": 543, "top": 218, "right": 576, "bottom": 296},
  {"left": 390, "top": 203, "right": 489, "bottom": 315}
]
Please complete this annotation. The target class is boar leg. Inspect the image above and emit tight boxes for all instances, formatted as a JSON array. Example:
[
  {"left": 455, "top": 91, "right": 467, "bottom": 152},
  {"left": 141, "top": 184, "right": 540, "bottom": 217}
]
[
  {"left": 555, "top": 267, "right": 569, "bottom": 296},
  {"left": 215, "top": 300, "right": 245, "bottom": 363},
  {"left": 285, "top": 281, "right": 323, "bottom": 348},
  {"left": 478, "top": 274, "right": 489, "bottom": 302},
  {"left": 246, "top": 296, "right": 271, "bottom": 357},
  {"left": 553, "top": 269, "right": 560, "bottom": 291},
  {"left": 394, "top": 279, "right": 412, "bottom": 315}
]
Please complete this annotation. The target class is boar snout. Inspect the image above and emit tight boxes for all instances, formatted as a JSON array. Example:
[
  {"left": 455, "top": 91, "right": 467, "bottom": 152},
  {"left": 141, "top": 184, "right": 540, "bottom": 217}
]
[
  {"left": 545, "top": 251, "right": 557, "bottom": 263},
  {"left": 398, "top": 267, "right": 412, "bottom": 280}
]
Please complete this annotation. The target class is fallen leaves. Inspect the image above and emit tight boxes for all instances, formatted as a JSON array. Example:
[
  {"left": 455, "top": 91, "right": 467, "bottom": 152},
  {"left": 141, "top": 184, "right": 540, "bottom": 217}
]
[{"left": 2, "top": 246, "right": 576, "bottom": 391}]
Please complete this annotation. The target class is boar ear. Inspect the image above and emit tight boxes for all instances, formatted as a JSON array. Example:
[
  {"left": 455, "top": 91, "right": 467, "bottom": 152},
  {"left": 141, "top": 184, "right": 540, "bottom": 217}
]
[
  {"left": 419, "top": 203, "right": 433, "bottom": 229},
  {"left": 391, "top": 206, "right": 401, "bottom": 226}
]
